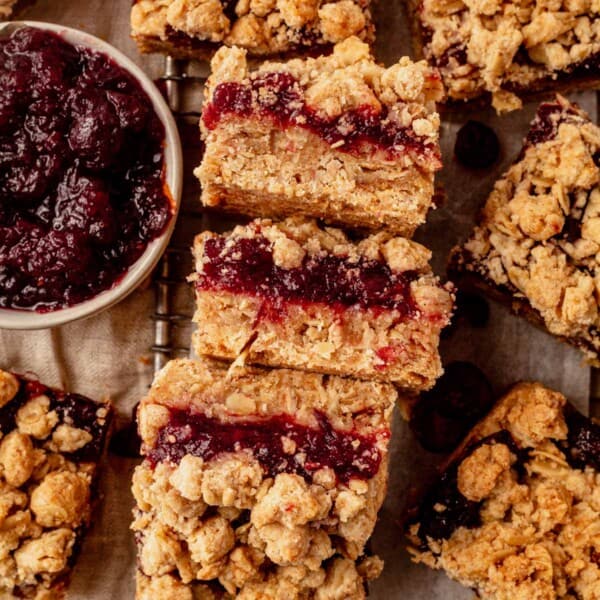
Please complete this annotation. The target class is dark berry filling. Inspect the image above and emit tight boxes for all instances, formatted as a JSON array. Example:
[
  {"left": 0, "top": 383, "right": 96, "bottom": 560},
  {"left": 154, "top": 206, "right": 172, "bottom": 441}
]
[
  {"left": 410, "top": 362, "right": 494, "bottom": 453},
  {"left": 0, "top": 373, "right": 111, "bottom": 462},
  {"left": 196, "top": 234, "right": 419, "bottom": 318},
  {"left": 0, "top": 26, "right": 172, "bottom": 311},
  {"left": 564, "top": 410, "right": 600, "bottom": 472},
  {"left": 525, "top": 101, "right": 568, "bottom": 146},
  {"left": 202, "top": 71, "right": 440, "bottom": 164},
  {"left": 454, "top": 121, "right": 500, "bottom": 169},
  {"left": 148, "top": 408, "right": 386, "bottom": 485},
  {"left": 414, "top": 431, "right": 521, "bottom": 546}
]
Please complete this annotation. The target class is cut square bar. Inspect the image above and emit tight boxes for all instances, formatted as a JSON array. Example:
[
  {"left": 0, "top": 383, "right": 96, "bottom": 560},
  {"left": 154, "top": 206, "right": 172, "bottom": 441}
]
[
  {"left": 408, "top": 381, "right": 600, "bottom": 599},
  {"left": 0, "top": 369, "right": 112, "bottom": 598},
  {"left": 190, "top": 217, "right": 454, "bottom": 390},
  {"left": 196, "top": 37, "right": 444, "bottom": 236},
  {"left": 132, "top": 358, "right": 395, "bottom": 599},
  {"left": 450, "top": 95, "right": 600, "bottom": 364},
  {"left": 409, "top": 0, "right": 600, "bottom": 110},
  {"left": 130, "top": 0, "right": 374, "bottom": 61}
]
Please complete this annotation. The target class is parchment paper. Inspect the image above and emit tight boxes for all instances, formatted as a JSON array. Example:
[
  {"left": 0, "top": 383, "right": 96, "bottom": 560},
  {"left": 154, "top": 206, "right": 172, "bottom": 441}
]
[{"left": 4, "top": 0, "right": 595, "bottom": 598}]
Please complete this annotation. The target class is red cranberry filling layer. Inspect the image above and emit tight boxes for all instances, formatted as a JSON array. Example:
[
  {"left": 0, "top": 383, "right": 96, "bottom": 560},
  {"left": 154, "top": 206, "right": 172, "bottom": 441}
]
[
  {"left": 0, "top": 27, "right": 172, "bottom": 311},
  {"left": 196, "top": 234, "right": 419, "bottom": 317},
  {"left": 148, "top": 408, "right": 386, "bottom": 484},
  {"left": 202, "top": 71, "right": 439, "bottom": 163},
  {"left": 0, "top": 374, "right": 111, "bottom": 462}
]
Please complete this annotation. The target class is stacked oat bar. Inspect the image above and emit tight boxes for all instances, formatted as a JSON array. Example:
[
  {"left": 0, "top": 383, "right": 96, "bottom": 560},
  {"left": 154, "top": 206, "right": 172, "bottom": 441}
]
[{"left": 130, "top": 28, "right": 453, "bottom": 598}]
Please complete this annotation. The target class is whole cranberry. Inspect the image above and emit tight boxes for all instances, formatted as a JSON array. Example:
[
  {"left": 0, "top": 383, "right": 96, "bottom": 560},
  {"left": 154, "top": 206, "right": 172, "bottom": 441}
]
[{"left": 68, "top": 90, "right": 123, "bottom": 170}]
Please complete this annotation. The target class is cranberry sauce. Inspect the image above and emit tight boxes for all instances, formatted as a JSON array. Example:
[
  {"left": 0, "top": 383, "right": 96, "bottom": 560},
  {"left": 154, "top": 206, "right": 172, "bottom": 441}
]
[
  {"left": 196, "top": 234, "right": 419, "bottom": 318},
  {"left": 202, "top": 71, "right": 439, "bottom": 163},
  {"left": 0, "top": 27, "right": 172, "bottom": 311},
  {"left": 149, "top": 408, "right": 386, "bottom": 485},
  {"left": 0, "top": 373, "right": 111, "bottom": 462}
]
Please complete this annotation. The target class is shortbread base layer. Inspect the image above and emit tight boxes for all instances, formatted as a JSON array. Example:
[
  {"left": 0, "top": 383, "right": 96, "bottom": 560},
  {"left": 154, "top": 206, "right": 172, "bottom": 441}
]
[
  {"left": 192, "top": 289, "right": 445, "bottom": 390},
  {"left": 196, "top": 121, "right": 433, "bottom": 236}
]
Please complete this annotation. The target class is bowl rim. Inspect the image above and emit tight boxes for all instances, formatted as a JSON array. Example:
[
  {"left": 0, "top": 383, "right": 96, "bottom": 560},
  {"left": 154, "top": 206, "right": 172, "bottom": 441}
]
[{"left": 0, "top": 20, "right": 183, "bottom": 330}]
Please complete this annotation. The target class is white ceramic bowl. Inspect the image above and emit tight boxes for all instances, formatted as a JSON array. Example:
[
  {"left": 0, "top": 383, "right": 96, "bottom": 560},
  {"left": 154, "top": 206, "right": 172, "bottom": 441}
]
[{"left": 0, "top": 21, "right": 183, "bottom": 330}]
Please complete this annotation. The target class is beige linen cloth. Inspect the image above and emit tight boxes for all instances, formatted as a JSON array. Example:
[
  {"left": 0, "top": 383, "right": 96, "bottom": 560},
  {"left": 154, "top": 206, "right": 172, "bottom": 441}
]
[{"left": 0, "top": 286, "right": 156, "bottom": 599}]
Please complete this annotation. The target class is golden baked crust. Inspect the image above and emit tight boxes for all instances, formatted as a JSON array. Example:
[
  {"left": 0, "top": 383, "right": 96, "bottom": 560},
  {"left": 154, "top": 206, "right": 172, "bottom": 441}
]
[
  {"left": 190, "top": 217, "right": 454, "bottom": 390},
  {"left": 413, "top": 0, "right": 600, "bottom": 109},
  {"left": 195, "top": 37, "right": 444, "bottom": 236},
  {"left": 450, "top": 95, "right": 600, "bottom": 365},
  {"left": 133, "top": 358, "right": 393, "bottom": 598},
  {"left": 0, "top": 370, "right": 112, "bottom": 599},
  {"left": 0, "top": 0, "right": 19, "bottom": 19},
  {"left": 130, "top": 0, "right": 374, "bottom": 60},
  {"left": 408, "top": 382, "right": 600, "bottom": 600}
]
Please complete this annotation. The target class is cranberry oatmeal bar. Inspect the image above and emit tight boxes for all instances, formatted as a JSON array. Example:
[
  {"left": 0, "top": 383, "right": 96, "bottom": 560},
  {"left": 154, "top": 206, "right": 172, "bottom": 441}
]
[
  {"left": 132, "top": 358, "right": 394, "bottom": 598},
  {"left": 0, "top": 369, "right": 112, "bottom": 598},
  {"left": 196, "top": 37, "right": 444, "bottom": 236},
  {"left": 190, "top": 217, "right": 454, "bottom": 390},
  {"left": 450, "top": 96, "right": 600, "bottom": 364},
  {"left": 130, "top": 0, "right": 374, "bottom": 60},
  {"left": 408, "top": 382, "right": 600, "bottom": 599},
  {"left": 410, "top": 0, "right": 600, "bottom": 111}
]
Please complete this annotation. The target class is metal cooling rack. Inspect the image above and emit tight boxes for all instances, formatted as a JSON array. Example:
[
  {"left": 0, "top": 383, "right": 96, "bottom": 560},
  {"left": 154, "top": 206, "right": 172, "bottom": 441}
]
[{"left": 152, "top": 57, "right": 206, "bottom": 373}]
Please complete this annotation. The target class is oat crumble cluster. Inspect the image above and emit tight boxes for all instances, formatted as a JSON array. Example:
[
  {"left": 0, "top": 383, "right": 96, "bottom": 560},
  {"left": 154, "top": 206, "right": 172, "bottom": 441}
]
[
  {"left": 190, "top": 217, "right": 454, "bottom": 390},
  {"left": 451, "top": 95, "right": 600, "bottom": 364},
  {"left": 412, "top": 0, "right": 600, "bottom": 110},
  {"left": 132, "top": 358, "right": 393, "bottom": 599},
  {"left": 0, "top": 369, "right": 111, "bottom": 598},
  {"left": 408, "top": 382, "right": 600, "bottom": 600},
  {"left": 0, "top": 0, "right": 18, "bottom": 18},
  {"left": 130, "top": 0, "right": 374, "bottom": 60},
  {"left": 196, "top": 37, "right": 444, "bottom": 235}
]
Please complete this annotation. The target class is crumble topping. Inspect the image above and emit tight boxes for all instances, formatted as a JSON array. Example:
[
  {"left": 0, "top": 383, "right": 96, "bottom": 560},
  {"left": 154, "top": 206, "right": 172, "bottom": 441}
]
[
  {"left": 451, "top": 96, "right": 600, "bottom": 363},
  {"left": 0, "top": 0, "right": 18, "bottom": 19},
  {"left": 409, "top": 382, "right": 600, "bottom": 600},
  {"left": 131, "top": 0, "right": 373, "bottom": 56},
  {"left": 417, "top": 0, "right": 600, "bottom": 105},
  {"left": 133, "top": 458, "right": 383, "bottom": 598},
  {"left": 201, "top": 37, "right": 443, "bottom": 165},
  {"left": 0, "top": 370, "right": 111, "bottom": 597}
]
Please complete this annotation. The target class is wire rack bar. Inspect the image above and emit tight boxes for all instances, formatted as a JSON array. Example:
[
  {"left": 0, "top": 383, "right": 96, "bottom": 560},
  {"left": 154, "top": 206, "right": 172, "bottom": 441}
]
[{"left": 151, "top": 57, "right": 199, "bottom": 373}]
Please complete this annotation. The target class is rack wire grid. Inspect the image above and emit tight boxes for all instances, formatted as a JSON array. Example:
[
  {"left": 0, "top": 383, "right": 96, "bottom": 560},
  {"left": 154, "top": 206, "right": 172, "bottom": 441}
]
[{"left": 151, "top": 57, "right": 206, "bottom": 374}]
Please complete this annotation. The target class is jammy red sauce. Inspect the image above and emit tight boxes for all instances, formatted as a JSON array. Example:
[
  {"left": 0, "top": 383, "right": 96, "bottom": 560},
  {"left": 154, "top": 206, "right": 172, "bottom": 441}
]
[
  {"left": 202, "top": 71, "right": 440, "bottom": 164},
  {"left": 0, "top": 27, "right": 172, "bottom": 311},
  {"left": 148, "top": 408, "right": 386, "bottom": 484},
  {"left": 196, "top": 235, "right": 419, "bottom": 318}
]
